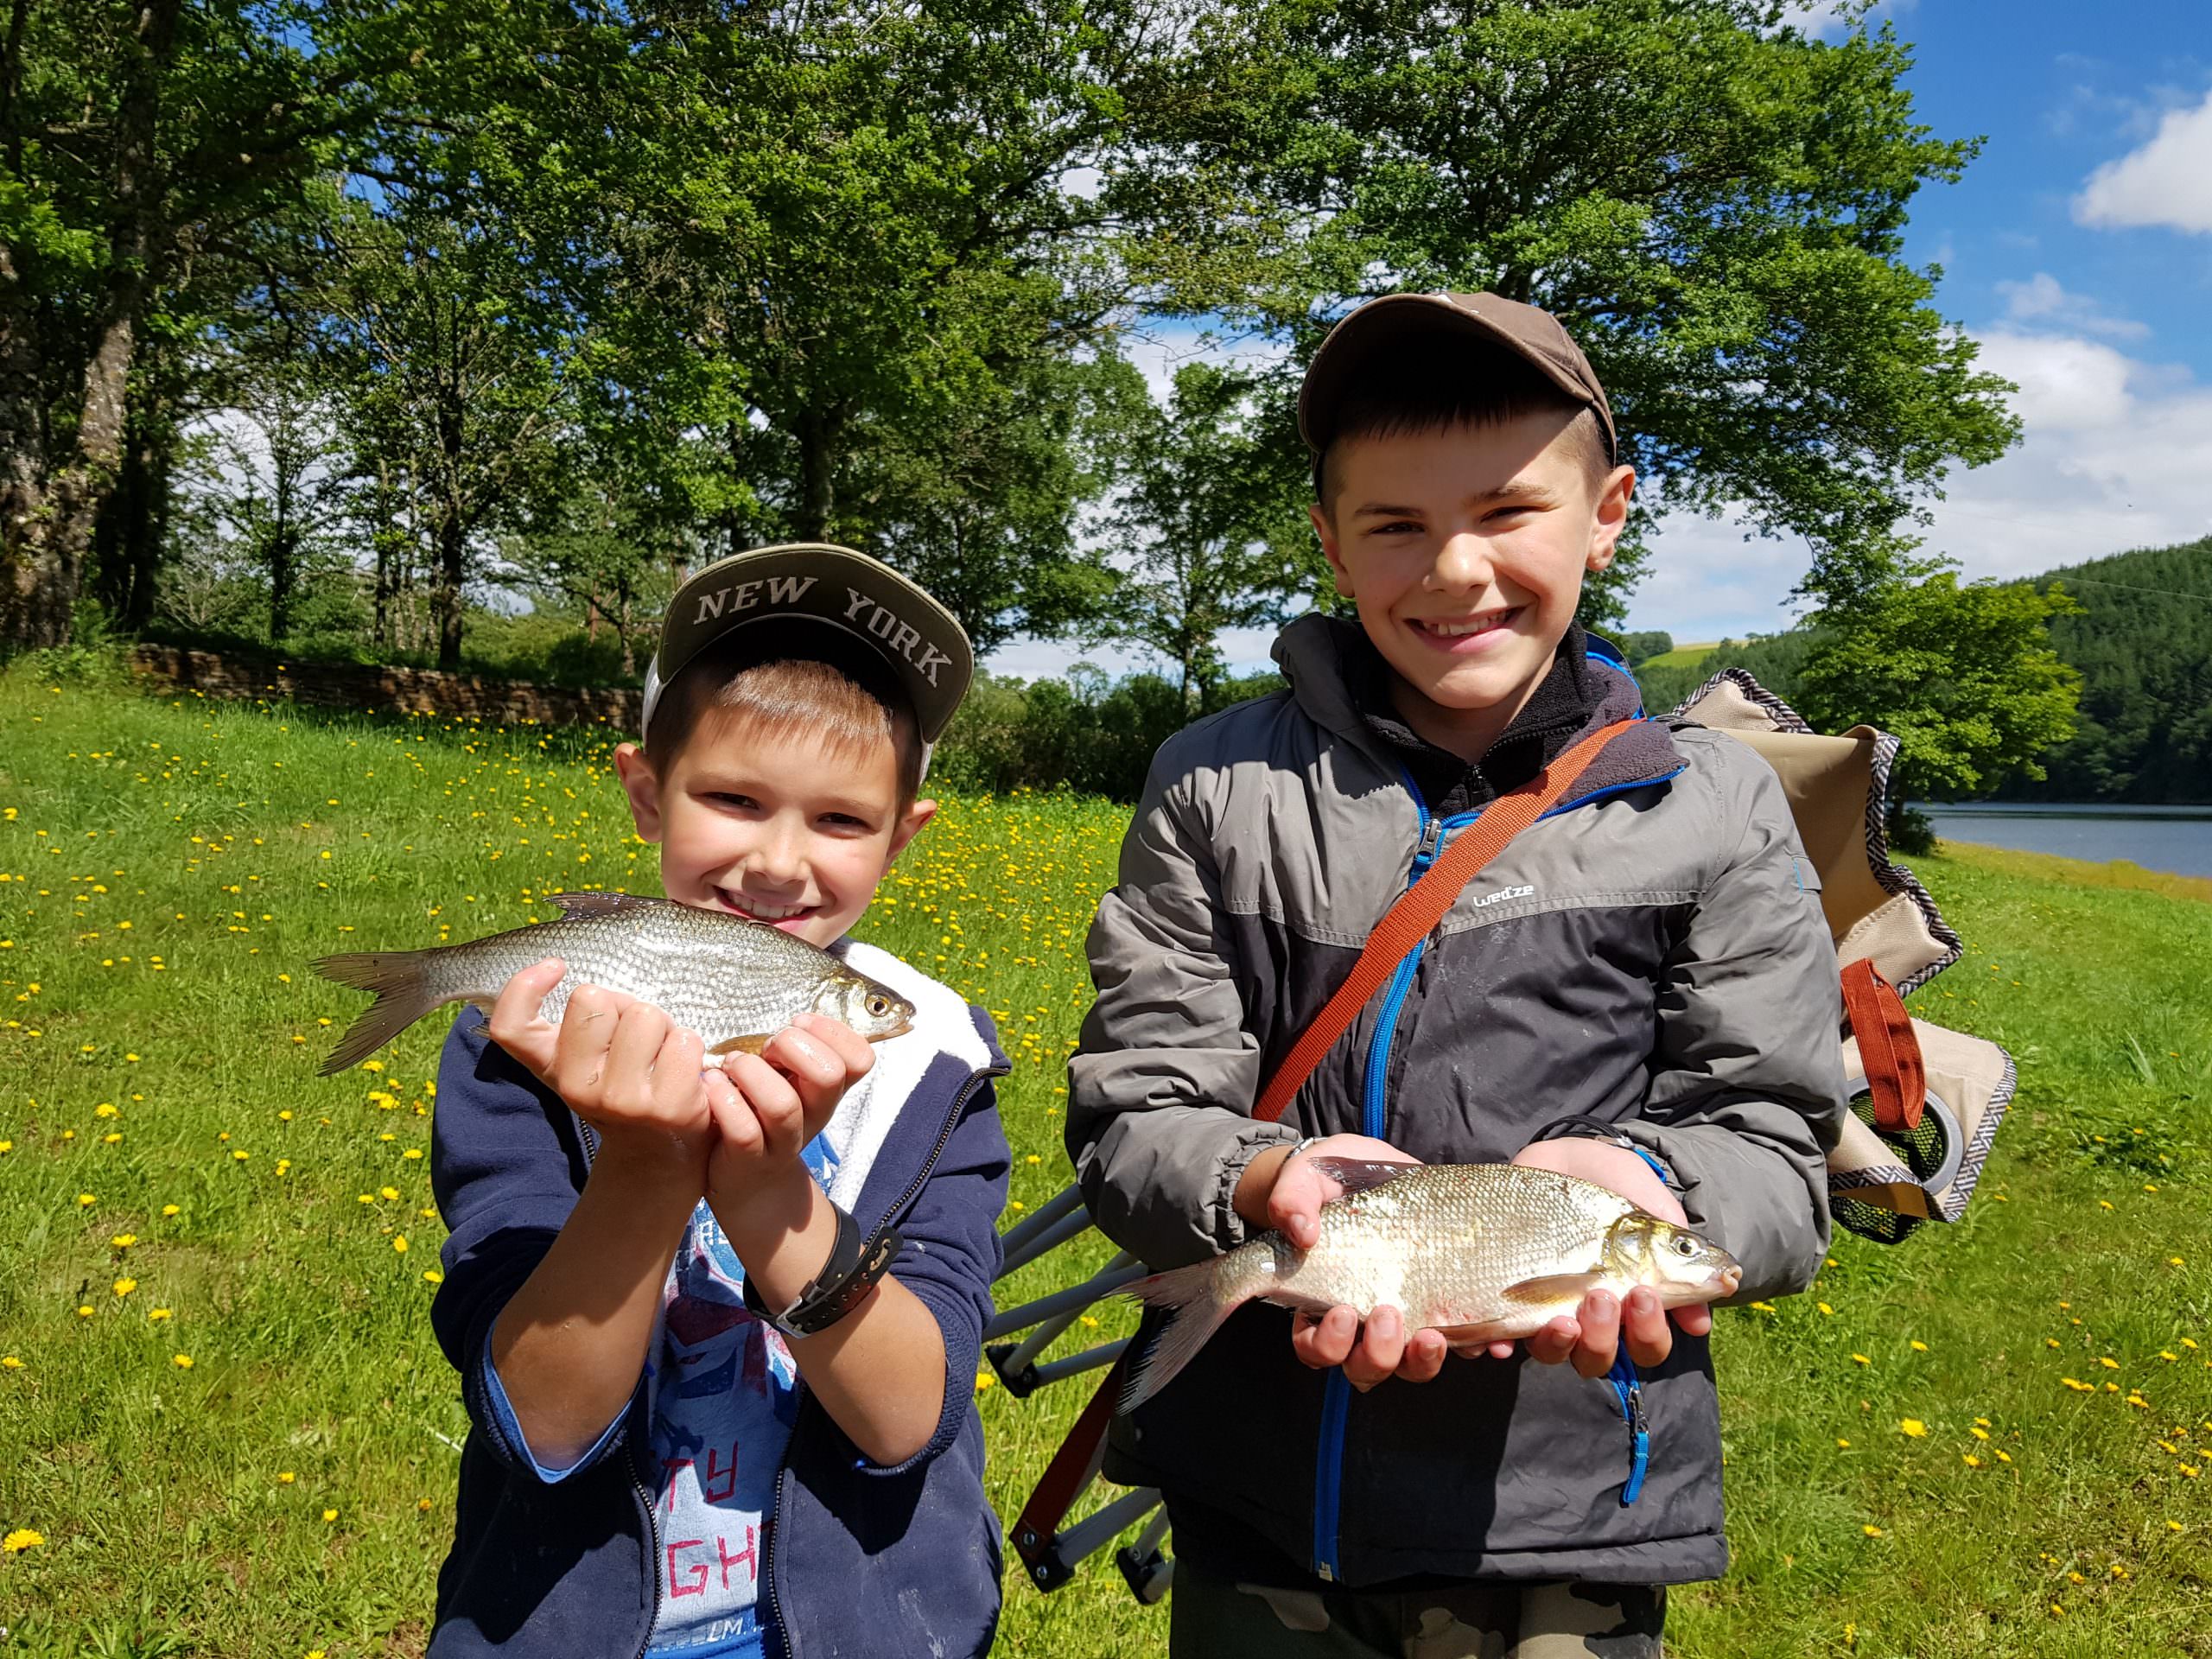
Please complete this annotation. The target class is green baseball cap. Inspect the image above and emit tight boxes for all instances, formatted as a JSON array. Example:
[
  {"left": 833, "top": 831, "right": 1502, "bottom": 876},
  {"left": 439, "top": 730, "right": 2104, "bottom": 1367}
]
[{"left": 643, "top": 543, "right": 974, "bottom": 745}]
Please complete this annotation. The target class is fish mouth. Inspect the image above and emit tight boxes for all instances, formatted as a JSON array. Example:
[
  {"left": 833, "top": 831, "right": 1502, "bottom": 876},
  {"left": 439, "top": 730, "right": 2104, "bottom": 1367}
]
[{"left": 1715, "top": 1264, "right": 1743, "bottom": 1299}]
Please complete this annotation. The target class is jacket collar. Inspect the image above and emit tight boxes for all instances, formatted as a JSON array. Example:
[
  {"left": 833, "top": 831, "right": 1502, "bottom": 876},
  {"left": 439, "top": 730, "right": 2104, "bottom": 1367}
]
[{"left": 1272, "top": 613, "right": 1681, "bottom": 810}]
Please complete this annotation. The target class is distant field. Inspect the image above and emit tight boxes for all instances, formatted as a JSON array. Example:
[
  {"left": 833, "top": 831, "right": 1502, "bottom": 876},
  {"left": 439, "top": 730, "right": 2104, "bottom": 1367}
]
[
  {"left": 1638, "top": 641, "right": 1722, "bottom": 670},
  {"left": 3, "top": 671, "right": 2208, "bottom": 1658}
]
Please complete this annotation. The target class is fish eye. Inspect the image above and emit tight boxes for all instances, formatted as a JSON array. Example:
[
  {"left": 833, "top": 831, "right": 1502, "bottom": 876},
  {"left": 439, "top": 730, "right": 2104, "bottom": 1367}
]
[
  {"left": 866, "top": 995, "right": 890, "bottom": 1018},
  {"left": 1672, "top": 1236, "right": 1698, "bottom": 1257}
]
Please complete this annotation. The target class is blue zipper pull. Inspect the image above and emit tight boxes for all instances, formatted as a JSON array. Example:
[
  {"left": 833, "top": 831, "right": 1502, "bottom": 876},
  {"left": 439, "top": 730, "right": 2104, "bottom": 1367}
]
[{"left": 1607, "top": 1352, "right": 1649, "bottom": 1506}]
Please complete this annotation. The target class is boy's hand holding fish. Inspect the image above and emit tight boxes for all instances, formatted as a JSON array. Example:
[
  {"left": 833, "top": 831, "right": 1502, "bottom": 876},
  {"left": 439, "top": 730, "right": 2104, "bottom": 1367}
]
[{"left": 1235, "top": 1131, "right": 1717, "bottom": 1392}]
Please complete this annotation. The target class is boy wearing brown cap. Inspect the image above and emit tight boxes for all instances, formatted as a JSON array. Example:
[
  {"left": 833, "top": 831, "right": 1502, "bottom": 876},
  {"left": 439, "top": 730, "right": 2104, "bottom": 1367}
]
[
  {"left": 427, "top": 546, "right": 1012, "bottom": 1658},
  {"left": 1068, "top": 297, "right": 1846, "bottom": 1654}
]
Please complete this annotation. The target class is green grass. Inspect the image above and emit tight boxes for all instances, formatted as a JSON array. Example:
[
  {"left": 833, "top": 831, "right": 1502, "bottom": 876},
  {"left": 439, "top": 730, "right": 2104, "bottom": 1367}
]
[
  {"left": 2, "top": 671, "right": 2208, "bottom": 1657},
  {"left": 1638, "top": 641, "right": 1722, "bottom": 671}
]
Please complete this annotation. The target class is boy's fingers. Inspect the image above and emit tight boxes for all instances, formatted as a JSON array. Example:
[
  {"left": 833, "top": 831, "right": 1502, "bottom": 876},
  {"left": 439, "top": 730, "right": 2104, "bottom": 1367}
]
[
  {"left": 653, "top": 1027, "right": 706, "bottom": 1115},
  {"left": 1266, "top": 1163, "right": 1323, "bottom": 1252},
  {"left": 1572, "top": 1291, "right": 1622, "bottom": 1378},
  {"left": 723, "top": 1052, "right": 804, "bottom": 1156},
  {"left": 790, "top": 1011, "right": 875, "bottom": 1079},
  {"left": 550, "top": 982, "right": 619, "bottom": 1089},
  {"left": 486, "top": 958, "right": 566, "bottom": 1066},
  {"left": 1292, "top": 1306, "right": 1358, "bottom": 1370},
  {"left": 1673, "top": 1302, "right": 1714, "bottom": 1338},
  {"left": 604, "top": 1002, "right": 671, "bottom": 1105},
  {"left": 1346, "top": 1306, "right": 1404, "bottom": 1391},
  {"left": 1622, "top": 1287, "right": 1675, "bottom": 1368},
  {"left": 1399, "top": 1328, "right": 1449, "bottom": 1383},
  {"left": 1524, "top": 1315, "right": 1580, "bottom": 1368}
]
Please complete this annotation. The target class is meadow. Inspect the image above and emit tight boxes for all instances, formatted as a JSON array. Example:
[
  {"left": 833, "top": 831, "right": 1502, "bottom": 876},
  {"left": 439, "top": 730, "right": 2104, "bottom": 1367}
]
[{"left": 2, "top": 667, "right": 2209, "bottom": 1658}]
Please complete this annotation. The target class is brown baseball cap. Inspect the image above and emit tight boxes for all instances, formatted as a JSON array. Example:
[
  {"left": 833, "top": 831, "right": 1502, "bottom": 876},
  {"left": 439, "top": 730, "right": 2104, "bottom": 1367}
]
[
  {"left": 1297, "top": 291, "right": 1618, "bottom": 472},
  {"left": 643, "top": 543, "right": 974, "bottom": 746}
]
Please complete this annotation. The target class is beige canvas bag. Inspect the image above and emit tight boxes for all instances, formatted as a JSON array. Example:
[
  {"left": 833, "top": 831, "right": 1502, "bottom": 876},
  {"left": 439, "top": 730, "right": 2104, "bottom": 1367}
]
[{"left": 1674, "top": 671, "right": 2017, "bottom": 1244}]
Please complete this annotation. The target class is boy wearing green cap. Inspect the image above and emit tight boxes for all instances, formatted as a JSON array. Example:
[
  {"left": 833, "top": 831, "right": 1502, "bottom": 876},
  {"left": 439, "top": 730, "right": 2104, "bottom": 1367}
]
[{"left": 1070, "top": 297, "right": 1847, "bottom": 1654}]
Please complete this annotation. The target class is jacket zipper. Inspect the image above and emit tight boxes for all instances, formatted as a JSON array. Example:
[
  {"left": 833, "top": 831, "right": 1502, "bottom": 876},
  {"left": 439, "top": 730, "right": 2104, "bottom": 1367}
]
[
  {"left": 761, "top": 1060, "right": 1006, "bottom": 1659},
  {"left": 1306, "top": 754, "right": 1681, "bottom": 1580},
  {"left": 1311, "top": 793, "right": 1442, "bottom": 1581}
]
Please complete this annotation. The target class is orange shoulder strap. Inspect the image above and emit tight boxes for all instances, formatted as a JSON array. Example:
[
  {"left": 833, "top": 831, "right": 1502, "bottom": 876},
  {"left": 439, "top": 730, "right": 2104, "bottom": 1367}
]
[{"left": 1251, "top": 718, "right": 1641, "bottom": 1125}]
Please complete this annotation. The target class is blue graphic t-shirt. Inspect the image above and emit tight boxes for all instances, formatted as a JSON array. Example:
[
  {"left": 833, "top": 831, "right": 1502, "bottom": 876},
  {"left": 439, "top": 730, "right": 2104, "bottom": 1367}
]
[{"left": 642, "top": 1133, "right": 839, "bottom": 1657}]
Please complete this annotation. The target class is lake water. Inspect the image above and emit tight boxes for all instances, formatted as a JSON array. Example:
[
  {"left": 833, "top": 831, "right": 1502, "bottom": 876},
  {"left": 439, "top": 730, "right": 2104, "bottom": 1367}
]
[{"left": 1917, "top": 804, "right": 2212, "bottom": 880}]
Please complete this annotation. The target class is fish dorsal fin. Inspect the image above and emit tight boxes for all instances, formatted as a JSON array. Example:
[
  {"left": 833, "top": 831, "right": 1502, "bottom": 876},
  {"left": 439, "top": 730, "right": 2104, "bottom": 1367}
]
[
  {"left": 547, "top": 890, "right": 660, "bottom": 918},
  {"left": 1305, "top": 1156, "right": 1420, "bottom": 1196}
]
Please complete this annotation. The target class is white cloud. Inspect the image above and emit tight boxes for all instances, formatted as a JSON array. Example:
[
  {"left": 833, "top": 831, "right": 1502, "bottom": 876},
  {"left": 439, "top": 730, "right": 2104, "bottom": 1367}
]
[
  {"left": 1630, "top": 327, "right": 2212, "bottom": 636},
  {"left": 2073, "top": 87, "right": 2212, "bottom": 235},
  {"left": 983, "top": 626, "right": 1281, "bottom": 683},
  {"left": 1993, "top": 272, "right": 2148, "bottom": 340}
]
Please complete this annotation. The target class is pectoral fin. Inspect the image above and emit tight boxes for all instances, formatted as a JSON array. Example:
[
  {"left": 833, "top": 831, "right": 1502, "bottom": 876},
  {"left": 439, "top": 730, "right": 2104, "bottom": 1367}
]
[
  {"left": 1498, "top": 1272, "right": 1605, "bottom": 1306},
  {"left": 709, "top": 1033, "right": 771, "bottom": 1057}
]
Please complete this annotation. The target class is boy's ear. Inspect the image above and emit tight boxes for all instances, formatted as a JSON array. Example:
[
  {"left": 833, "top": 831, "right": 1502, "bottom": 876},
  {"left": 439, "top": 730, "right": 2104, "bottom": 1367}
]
[
  {"left": 1308, "top": 502, "right": 1356, "bottom": 596},
  {"left": 1585, "top": 464, "right": 1637, "bottom": 575},
  {"left": 613, "top": 742, "right": 666, "bottom": 842},
  {"left": 886, "top": 797, "right": 938, "bottom": 868}
]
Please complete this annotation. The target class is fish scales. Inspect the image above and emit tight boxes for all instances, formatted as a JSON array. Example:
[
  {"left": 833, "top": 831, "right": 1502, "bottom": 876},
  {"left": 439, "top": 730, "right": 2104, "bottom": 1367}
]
[
  {"left": 315, "top": 893, "right": 913, "bottom": 1075},
  {"left": 1118, "top": 1160, "right": 1740, "bottom": 1414}
]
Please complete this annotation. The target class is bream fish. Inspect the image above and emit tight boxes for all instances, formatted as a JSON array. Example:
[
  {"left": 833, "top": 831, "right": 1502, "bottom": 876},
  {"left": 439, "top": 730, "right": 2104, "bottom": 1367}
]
[
  {"left": 314, "top": 891, "right": 913, "bottom": 1077},
  {"left": 1119, "top": 1159, "right": 1741, "bottom": 1412}
]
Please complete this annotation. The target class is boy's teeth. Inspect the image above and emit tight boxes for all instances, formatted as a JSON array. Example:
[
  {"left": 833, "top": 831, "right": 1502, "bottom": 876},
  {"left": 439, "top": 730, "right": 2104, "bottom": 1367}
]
[
  {"left": 1422, "top": 613, "right": 1510, "bottom": 637},
  {"left": 729, "top": 893, "right": 805, "bottom": 919}
]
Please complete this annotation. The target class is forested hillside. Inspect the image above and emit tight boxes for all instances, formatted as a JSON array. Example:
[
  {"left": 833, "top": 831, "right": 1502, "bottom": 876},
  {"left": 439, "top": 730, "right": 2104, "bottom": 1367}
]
[
  {"left": 2006, "top": 538, "right": 2212, "bottom": 804},
  {"left": 1637, "top": 539, "right": 2211, "bottom": 804}
]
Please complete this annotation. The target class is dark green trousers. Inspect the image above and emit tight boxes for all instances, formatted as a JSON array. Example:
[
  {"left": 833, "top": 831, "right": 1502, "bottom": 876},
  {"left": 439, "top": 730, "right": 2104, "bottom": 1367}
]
[{"left": 1171, "top": 1556, "right": 1666, "bottom": 1659}]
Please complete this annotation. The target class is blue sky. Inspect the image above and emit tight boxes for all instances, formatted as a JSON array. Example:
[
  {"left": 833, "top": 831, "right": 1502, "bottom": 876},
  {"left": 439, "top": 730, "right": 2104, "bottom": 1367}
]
[{"left": 988, "top": 0, "right": 2212, "bottom": 678}]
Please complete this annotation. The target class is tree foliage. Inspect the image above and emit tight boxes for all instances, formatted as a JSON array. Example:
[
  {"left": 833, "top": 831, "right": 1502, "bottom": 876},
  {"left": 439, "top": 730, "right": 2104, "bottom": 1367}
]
[{"left": 7, "top": 0, "right": 2024, "bottom": 730}]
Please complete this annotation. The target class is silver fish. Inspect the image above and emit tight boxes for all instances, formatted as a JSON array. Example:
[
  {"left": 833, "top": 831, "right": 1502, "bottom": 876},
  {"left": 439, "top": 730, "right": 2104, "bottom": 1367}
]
[
  {"left": 1119, "top": 1159, "right": 1741, "bottom": 1412},
  {"left": 314, "top": 891, "right": 913, "bottom": 1076}
]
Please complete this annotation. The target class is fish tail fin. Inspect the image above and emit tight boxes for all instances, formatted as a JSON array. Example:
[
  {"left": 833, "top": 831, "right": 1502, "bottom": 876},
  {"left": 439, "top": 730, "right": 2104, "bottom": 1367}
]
[
  {"left": 1116, "top": 1256, "right": 1250, "bottom": 1414},
  {"left": 314, "top": 950, "right": 445, "bottom": 1077}
]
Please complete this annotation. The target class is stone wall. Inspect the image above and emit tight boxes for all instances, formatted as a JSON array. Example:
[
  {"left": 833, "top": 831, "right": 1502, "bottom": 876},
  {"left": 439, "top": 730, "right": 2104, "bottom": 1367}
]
[{"left": 129, "top": 645, "right": 644, "bottom": 732}]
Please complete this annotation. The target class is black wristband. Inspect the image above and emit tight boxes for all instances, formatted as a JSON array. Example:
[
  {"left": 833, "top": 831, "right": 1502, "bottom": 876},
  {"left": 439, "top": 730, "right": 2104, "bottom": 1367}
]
[{"left": 741, "top": 1200, "right": 903, "bottom": 1338}]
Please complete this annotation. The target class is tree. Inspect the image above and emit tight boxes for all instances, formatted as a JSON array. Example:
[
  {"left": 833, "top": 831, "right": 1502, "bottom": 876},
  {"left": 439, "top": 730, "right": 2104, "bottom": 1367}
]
[
  {"left": 1198, "top": 0, "right": 2018, "bottom": 620},
  {"left": 1793, "top": 573, "right": 2082, "bottom": 808},
  {"left": 325, "top": 202, "right": 572, "bottom": 670},
  {"left": 0, "top": 0, "right": 415, "bottom": 651},
  {"left": 1100, "top": 361, "right": 1310, "bottom": 707}
]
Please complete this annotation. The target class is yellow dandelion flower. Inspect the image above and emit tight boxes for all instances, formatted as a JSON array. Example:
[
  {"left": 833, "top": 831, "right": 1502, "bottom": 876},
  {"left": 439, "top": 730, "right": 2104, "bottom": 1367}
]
[
  {"left": 1962, "top": 1454, "right": 1981, "bottom": 1467},
  {"left": 423, "top": 1269, "right": 443, "bottom": 1285},
  {"left": 1, "top": 1356, "right": 21, "bottom": 1370},
  {"left": 162, "top": 1204, "right": 179, "bottom": 1217},
  {"left": 2, "top": 1528, "right": 43, "bottom": 1552},
  {"left": 1899, "top": 1419, "right": 1928, "bottom": 1438},
  {"left": 975, "top": 1370, "right": 995, "bottom": 1393},
  {"left": 322, "top": 1508, "right": 338, "bottom": 1522},
  {"left": 111, "top": 1278, "right": 136, "bottom": 1297},
  {"left": 77, "top": 1192, "right": 95, "bottom": 1208},
  {"left": 149, "top": 1308, "right": 170, "bottom": 1322},
  {"left": 2100, "top": 1357, "right": 2120, "bottom": 1370},
  {"left": 1910, "top": 1339, "right": 1929, "bottom": 1352},
  {"left": 1852, "top": 1353, "right": 1871, "bottom": 1366},
  {"left": 172, "top": 1354, "right": 193, "bottom": 1369},
  {"left": 75, "top": 1305, "right": 93, "bottom": 1319},
  {"left": 1862, "top": 1524, "right": 1884, "bottom": 1537},
  {"left": 1836, "top": 1438, "right": 1851, "bottom": 1448},
  {"left": 393, "top": 1235, "right": 409, "bottom": 1254}
]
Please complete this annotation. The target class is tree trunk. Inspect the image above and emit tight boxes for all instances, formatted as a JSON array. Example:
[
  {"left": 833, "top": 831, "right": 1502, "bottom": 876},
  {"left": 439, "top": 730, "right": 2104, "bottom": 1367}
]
[
  {"left": 794, "top": 413, "right": 840, "bottom": 543},
  {"left": 617, "top": 581, "right": 634, "bottom": 677},
  {"left": 585, "top": 588, "right": 601, "bottom": 642},
  {"left": 1, "top": 0, "right": 178, "bottom": 651},
  {"left": 371, "top": 460, "right": 395, "bottom": 650},
  {"left": 435, "top": 508, "right": 465, "bottom": 670}
]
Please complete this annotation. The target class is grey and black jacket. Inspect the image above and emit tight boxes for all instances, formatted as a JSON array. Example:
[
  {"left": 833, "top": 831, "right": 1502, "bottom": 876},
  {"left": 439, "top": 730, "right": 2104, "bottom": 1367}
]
[{"left": 1066, "top": 614, "right": 1847, "bottom": 1590}]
